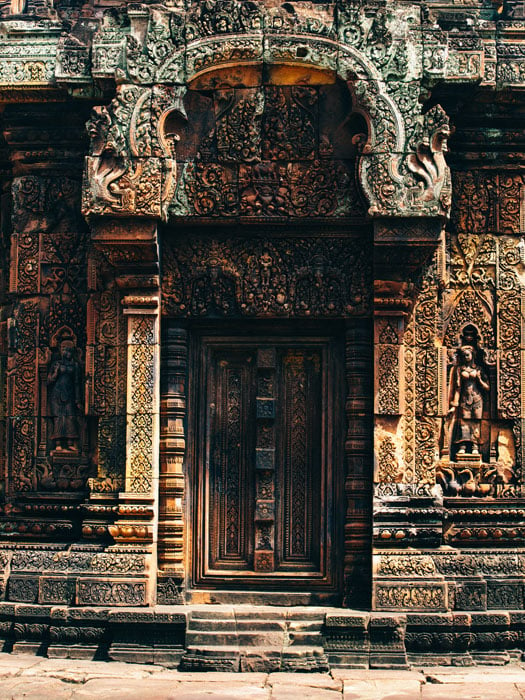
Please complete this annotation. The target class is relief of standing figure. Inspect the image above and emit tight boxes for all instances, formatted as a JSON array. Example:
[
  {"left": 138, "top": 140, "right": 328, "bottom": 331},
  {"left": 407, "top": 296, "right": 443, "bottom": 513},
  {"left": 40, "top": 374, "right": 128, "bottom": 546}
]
[
  {"left": 448, "top": 343, "right": 489, "bottom": 457},
  {"left": 47, "top": 342, "right": 82, "bottom": 453}
]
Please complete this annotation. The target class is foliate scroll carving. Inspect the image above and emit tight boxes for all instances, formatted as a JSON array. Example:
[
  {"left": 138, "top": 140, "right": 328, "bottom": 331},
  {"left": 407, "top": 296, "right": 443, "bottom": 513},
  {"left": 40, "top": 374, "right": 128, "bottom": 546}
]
[
  {"left": 76, "top": 579, "right": 147, "bottom": 606},
  {"left": 402, "top": 312, "right": 416, "bottom": 483},
  {"left": 162, "top": 236, "right": 371, "bottom": 318},
  {"left": 215, "top": 88, "right": 264, "bottom": 164},
  {"left": 377, "top": 554, "right": 436, "bottom": 577},
  {"left": 414, "top": 416, "right": 438, "bottom": 484},
  {"left": 185, "top": 0, "right": 263, "bottom": 41},
  {"left": 0, "top": 20, "right": 59, "bottom": 88},
  {"left": 337, "top": 2, "right": 417, "bottom": 83},
  {"left": 126, "top": 6, "right": 184, "bottom": 84},
  {"left": 262, "top": 87, "right": 317, "bottom": 161},
  {"left": 172, "top": 160, "right": 364, "bottom": 219},
  {"left": 451, "top": 172, "right": 497, "bottom": 235},
  {"left": 86, "top": 260, "right": 127, "bottom": 490},
  {"left": 497, "top": 291, "right": 520, "bottom": 421},
  {"left": 376, "top": 346, "right": 401, "bottom": 415},
  {"left": 377, "top": 433, "right": 402, "bottom": 483},
  {"left": 92, "top": 11, "right": 127, "bottom": 79},
  {"left": 444, "top": 291, "right": 495, "bottom": 350},
  {"left": 374, "top": 583, "right": 447, "bottom": 611},
  {"left": 127, "top": 314, "right": 157, "bottom": 494},
  {"left": 451, "top": 173, "right": 525, "bottom": 236},
  {"left": 82, "top": 84, "right": 186, "bottom": 220},
  {"left": 497, "top": 238, "right": 521, "bottom": 422},
  {"left": 55, "top": 35, "right": 90, "bottom": 84}
]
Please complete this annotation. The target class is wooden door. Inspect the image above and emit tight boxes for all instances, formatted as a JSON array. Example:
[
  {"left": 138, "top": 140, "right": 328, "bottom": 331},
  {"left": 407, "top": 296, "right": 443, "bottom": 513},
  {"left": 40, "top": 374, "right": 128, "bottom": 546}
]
[{"left": 191, "top": 331, "right": 343, "bottom": 593}]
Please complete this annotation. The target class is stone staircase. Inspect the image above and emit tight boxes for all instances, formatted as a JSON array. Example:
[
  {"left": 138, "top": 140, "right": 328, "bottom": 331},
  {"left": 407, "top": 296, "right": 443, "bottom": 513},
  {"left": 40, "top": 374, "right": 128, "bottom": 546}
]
[{"left": 180, "top": 606, "right": 329, "bottom": 672}]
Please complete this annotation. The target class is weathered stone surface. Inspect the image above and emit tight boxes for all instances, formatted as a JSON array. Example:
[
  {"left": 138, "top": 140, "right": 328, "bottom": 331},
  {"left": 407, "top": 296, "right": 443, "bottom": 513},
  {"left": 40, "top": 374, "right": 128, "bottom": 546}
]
[
  {"left": 267, "top": 673, "right": 342, "bottom": 689},
  {"left": 343, "top": 679, "right": 424, "bottom": 700},
  {"left": 0, "top": 676, "right": 75, "bottom": 699},
  {"left": 421, "top": 684, "right": 523, "bottom": 700}
]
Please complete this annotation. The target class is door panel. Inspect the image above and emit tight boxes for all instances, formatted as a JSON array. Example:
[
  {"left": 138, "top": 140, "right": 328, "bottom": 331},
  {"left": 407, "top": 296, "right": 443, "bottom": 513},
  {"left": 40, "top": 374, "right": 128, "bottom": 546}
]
[
  {"left": 192, "top": 331, "right": 342, "bottom": 592},
  {"left": 208, "top": 349, "right": 256, "bottom": 570},
  {"left": 278, "top": 349, "right": 322, "bottom": 570}
]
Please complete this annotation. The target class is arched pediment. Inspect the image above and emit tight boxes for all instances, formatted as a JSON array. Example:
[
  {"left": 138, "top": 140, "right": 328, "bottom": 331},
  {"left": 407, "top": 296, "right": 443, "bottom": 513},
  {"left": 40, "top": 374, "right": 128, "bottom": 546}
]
[{"left": 82, "top": 2, "right": 451, "bottom": 226}]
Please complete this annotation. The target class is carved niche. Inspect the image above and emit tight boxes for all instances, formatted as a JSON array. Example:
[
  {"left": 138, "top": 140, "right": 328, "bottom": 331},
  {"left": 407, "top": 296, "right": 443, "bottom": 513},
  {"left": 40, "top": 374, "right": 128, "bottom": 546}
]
[
  {"left": 437, "top": 352, "right": 517, "bottom": 499},
  {"left": 433, "top": 226, "right": 523, "bottom": 498},
  {"left": 7, "top": 175, "right": 92, "bottom": 500}
]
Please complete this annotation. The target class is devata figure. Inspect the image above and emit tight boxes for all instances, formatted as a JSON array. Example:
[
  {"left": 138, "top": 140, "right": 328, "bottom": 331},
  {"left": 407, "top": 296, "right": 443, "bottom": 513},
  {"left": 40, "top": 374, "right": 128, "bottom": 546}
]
[
  {"left": 47, "top": 343, "right": 82, "bottom": 453},
  {"left": 448, "top": 344, "right": 489, "bottom": 457}
]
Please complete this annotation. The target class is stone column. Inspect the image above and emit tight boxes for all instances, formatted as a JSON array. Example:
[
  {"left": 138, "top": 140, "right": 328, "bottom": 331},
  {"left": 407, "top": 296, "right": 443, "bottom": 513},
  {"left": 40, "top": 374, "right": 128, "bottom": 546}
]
[
  {"left": 343, "top": 321, "right": 373, "bottom": 609},
  {"left": 82, "top": 219, "right": 161, "bottom": 607},
  {"left": 157, "top": 324, "right": 187, "bottom": 604}
]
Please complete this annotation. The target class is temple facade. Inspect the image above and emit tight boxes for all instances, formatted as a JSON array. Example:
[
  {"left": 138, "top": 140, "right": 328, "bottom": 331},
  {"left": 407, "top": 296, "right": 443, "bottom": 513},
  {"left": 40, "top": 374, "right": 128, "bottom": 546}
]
[{"left": 0, "top": 0, "right": 524, "bottom": 669}]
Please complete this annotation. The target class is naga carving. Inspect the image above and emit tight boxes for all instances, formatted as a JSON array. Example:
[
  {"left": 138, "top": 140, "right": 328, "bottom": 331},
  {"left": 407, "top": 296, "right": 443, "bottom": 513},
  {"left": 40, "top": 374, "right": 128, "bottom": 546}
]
[
  {"left": 83, "top": 84, "right": 186, "bottom": 220},
  {"left": 406, "top": 106, "right": 452, "bottom": 213}
]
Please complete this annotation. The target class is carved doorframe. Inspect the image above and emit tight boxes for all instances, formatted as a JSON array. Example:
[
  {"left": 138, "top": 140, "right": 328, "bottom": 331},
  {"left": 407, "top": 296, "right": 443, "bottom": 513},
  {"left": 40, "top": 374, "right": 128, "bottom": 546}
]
[
  {"left": 158, "top": 314, "right": 373, "bottom": 606},
  {"left": 154, "top": 223, "right": 375, "bottom": 606},
  {"left": 79, "top": 27, "right": 453, "bottom": 607}
]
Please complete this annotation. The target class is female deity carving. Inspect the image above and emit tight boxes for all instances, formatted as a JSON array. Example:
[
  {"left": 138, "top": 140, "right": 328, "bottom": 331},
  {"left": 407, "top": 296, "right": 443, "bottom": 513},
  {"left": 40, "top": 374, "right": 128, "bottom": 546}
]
[
  {"left": 47, "top": 343, "right": 82, "bottom": 453},
  {"left": 447, "top": 343, "right": 489, "bottom": 457}
]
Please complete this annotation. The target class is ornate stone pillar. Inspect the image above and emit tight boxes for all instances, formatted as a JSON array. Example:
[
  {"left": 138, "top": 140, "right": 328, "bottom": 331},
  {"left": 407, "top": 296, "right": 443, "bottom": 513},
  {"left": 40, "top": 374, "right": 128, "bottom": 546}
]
[
  {"left": 84, "top": 218, "right": 161, "bottom": 606},
  {"left": 372, "top": 218, "right": 447, "bottom": 613},
  {"left": 157, "top": 323, "right": 187, "bottom": 604},
  {"left": 343, "top": 322, "right": 373, "bottom": 609},
  {"left": 109, "top": 294, "right": 160, "bottom": 543}
]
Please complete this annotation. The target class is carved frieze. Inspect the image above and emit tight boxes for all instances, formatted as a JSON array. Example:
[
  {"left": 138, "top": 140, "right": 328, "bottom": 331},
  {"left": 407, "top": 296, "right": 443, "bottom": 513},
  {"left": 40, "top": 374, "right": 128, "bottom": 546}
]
[
  {"left": 162, "top": 235, "right": 371, "bottom": 319},
  {"left": 375, "top": 583, "right": 447, "bottom": 611},
  {"left": 76, "top": 578, "right": 147, "bottom": 606}
]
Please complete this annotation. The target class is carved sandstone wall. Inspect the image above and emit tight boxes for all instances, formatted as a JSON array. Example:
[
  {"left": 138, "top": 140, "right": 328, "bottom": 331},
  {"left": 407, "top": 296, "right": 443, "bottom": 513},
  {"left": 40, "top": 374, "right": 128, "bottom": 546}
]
[{"left": 0, "top": 3, "right": 523, "bottom": 652}]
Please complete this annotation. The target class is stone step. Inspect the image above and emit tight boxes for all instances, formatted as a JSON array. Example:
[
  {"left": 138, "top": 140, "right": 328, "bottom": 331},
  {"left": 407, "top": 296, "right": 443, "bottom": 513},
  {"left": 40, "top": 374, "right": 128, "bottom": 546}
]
[
  {"left": 286, "top": 609, "right": 328, "bottom": 620},
  {"left": 240, "top": 647, "right": 283, "bottom": 672},
  {"left": 185, "top": 591, "right": 319, "bottom": 606},
  {"left": 235, "top": 619, "right": 286, "bottom": 631},
  {"left": 180, "top": 646, "right": 241, "bottom": 672},
  {"left": 186, "top": 632, "right": 239, "bottom": 646},
  {"left": 287, "top": 620, "right": 324, "bottom": 632},
  {"left": 281, "top": 646, "right": 330, "bottom": 672},
  {"left": 189, "top": 619, "right": 237, "bottom": 632},
  {"left": 287, "top": 632, "right": 324, "bottom": 646},
  {"left": 184, "top": 645, "right": 241, "bottom": 656},
  {"left": 189, "top": 609, "right": 235, "bottom": 621},
  {"left": 237, "top": 631, "right": 285, "bottom": 647},
  {"left": 234, "top": 610, "right": 286, "bottom": 621}
]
